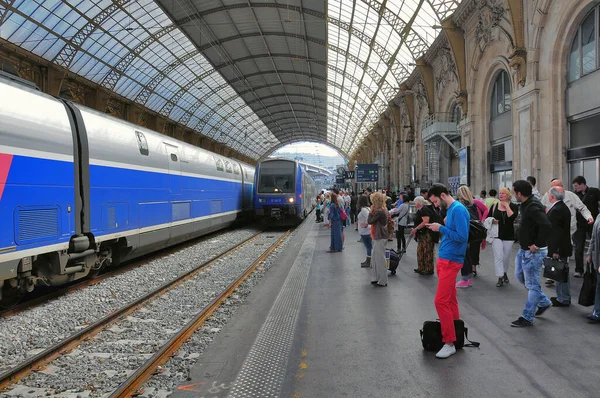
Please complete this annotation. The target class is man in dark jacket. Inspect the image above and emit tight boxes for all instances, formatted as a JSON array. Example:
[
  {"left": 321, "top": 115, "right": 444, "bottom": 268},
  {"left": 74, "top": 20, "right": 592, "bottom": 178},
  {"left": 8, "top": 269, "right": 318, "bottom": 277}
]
[
  {"left": 546, "top": 187, "right": 573, "bottom": 306},
  {"left": 572, "top": 175, "right": 600, "bottom": 276},
  {"left": 511, "top": 180, "right": 553, "bottom": 327}
]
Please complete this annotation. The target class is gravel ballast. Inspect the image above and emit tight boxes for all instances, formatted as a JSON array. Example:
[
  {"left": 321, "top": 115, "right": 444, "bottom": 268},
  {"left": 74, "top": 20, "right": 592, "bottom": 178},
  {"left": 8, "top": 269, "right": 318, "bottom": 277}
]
[
  {"left": 0, "top": 227, "right": 261, "bottom": 375},
  {"left": 2, "top": 230, "right": 291, "bottom": 397}
]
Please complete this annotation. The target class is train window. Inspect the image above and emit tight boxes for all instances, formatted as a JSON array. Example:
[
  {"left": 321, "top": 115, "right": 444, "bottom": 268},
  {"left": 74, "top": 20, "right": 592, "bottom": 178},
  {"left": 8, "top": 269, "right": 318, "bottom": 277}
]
[
  {"left": 233, "top": 164, "right": 240, "bottom": 175},
  {"left": 225, "top": 161, "right": 233, "bottom": 173},
  {"left": 258, "top": 160, "right": 295, "bottom": 193},
  {"left": 135, "top": 131, "right": 149, "bottom": 156},
  {"left": 216, "top": 159, "right": 224, "bottom": 171},
  {"left": 170, "top": 153, "right": 178, "bottom": 162}
]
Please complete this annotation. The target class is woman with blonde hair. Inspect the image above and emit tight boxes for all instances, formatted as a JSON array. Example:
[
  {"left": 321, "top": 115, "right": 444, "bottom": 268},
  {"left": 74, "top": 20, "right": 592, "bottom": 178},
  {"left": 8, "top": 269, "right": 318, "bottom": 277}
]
[
  {"left": 367, "top": 192, "right": 389, "bottom": 286},
  {"left": 489, "top": 187, "right": 518, "bottom": 287},
  {"left": 456, "top": 185, "right": 488, "bottom": 288},
  {"left": 410, "top": 196, "right": 436, "bottom": 275}
]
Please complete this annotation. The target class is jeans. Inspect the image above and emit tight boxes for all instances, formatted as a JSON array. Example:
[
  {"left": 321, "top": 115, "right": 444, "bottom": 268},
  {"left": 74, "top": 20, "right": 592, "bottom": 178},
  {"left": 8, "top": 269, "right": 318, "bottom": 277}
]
[
  {"left": 555, "top": 271, "right": 571, "bottom": 304},
  {"left": 461, "top": 243, "right": 472, "bottom": 281},
  {"left": 515, "top": 248, "right": 551, "bottom": 322},
  {"left": 396, "top": 226, "right": 406, "bottom": 251},
  {"left": 573, "top": 225, "right": 592, "bottom": 273},
  {"left": 361, "top": 234, "right": 373, "bottom": 257}
]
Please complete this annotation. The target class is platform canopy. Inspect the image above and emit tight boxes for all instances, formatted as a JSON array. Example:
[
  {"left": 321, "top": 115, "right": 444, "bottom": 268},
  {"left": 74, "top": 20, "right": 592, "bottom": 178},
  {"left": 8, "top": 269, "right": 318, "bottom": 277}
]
[{"left": 0, "top": 0, "right": 460, "bottom": 160}]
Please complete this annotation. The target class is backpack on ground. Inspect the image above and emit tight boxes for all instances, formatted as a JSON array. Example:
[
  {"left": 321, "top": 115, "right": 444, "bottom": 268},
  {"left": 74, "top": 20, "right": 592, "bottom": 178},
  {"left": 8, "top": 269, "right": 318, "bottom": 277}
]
[{"left": 420, "top": 320, "right": 480, "bottom": 352}]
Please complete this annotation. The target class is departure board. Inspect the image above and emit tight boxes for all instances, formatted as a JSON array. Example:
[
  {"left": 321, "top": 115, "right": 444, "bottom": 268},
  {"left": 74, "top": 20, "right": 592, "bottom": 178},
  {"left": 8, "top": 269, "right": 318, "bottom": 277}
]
[{"left": 356, "top": 164, "right": 378, "bottom": 182}]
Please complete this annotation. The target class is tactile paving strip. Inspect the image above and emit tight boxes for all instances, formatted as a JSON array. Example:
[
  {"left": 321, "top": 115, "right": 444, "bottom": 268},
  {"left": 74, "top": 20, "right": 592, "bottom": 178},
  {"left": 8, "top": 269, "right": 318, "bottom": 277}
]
[{"left": 227, "top": 226, "right": 316, "bottom": 398}]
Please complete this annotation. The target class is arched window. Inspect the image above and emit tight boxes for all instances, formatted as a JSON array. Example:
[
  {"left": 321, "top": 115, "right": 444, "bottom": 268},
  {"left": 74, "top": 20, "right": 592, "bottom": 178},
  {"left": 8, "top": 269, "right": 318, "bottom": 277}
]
[
  {"left": 491, "top": 70, "right": 511, "bottom": 119},
  {"left": 569, "top": 7, "right": 598, "bottom": 82}
]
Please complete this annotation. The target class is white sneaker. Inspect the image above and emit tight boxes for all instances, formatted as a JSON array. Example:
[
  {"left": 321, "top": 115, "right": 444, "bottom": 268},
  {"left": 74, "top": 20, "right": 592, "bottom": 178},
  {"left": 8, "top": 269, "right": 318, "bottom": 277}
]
[{"left": 435, "top": 344, "right": 456, "bottom": 359}]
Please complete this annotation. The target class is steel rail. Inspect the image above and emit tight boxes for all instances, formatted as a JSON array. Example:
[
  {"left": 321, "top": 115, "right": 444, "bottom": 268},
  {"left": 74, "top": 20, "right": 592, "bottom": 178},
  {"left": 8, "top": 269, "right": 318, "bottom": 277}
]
[
  {"left": 0, "top": 227, "right": 244, "bottom": 318},
  {"left": 110, "top": 230, "right": 292, "bottom": 397},
  {"left": 0, "top": 230, "right": 265, "bottom": 391}
]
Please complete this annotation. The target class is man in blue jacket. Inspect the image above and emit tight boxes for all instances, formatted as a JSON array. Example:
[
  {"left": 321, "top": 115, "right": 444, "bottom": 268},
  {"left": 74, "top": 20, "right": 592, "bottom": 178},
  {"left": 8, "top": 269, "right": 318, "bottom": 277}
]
[{"left": 426, "top": 184, "right": 470, "bottom": 358}]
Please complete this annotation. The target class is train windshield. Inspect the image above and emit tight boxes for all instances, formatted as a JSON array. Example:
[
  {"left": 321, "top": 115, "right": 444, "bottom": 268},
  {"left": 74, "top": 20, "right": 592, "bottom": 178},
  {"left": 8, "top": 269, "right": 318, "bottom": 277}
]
[{"left": 258, "top": 161, "right": 296, "bottom": 193}]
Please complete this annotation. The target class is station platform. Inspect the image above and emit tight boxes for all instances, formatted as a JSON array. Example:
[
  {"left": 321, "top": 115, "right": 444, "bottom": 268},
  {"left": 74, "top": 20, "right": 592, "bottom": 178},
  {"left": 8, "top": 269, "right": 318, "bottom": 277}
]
[{"left": 173, "top": 219, "right": 599, "bottom": 398}]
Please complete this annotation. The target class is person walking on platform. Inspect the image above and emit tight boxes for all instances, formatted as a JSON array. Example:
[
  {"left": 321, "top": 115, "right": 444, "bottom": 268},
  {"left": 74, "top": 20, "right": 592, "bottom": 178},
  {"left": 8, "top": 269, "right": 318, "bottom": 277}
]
[
  {"left": 327, "top": 193, "right": 343, "bottom": 252},
  {"left": 456, "top": 186, "right": 487, "bottom": 287},
  {"left": 546, "top": 187, "right": 572, "bottom": 306},
  {"left": 511, "top": 180, "right": 552, "bottom": 327},
  {"left": 425, "top": 184, "right": 470, "bottom": 359},
  {"left": 367, "top": 192, "right": 389, "bottom": 287},
  {"left": 489, "top": 187, "right": 518, "bottom": 287},
  {"left": 572, "top": 176, "right": 600, "bottom": 278},
  {"left": 394, "top": 194, "right": 410, "bottom": 253},
  {"left": 585, "top": 216, "right": 600, "bottom": 322},
  {"left": 322, "top": 194, "right": 331, "bottom": 229},
  {"left": 541, "top": 179, "right": 592, "bottom": 283},
  {"left": 357, "top": 195, "right": 372, "bottom": 268},
  {"left": 410, "top": 196, "right": 436, "bottom": 275},
  {"left": 350, "top": 191, "right": 358, "bottom": 225}
]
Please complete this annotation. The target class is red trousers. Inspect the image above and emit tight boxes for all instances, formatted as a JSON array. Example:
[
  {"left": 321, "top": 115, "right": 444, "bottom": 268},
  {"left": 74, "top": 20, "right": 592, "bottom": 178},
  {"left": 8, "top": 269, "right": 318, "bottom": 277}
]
[{"left": 434, "top": 258, "right": 463, "bottom": 343}]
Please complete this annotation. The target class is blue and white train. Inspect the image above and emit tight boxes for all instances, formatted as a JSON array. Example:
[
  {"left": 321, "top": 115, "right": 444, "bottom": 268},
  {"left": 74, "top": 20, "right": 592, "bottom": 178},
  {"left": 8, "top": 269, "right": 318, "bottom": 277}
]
[
  {"left": 0, "top": 73, "right": 254, "bottom": 303},
  {"left": 253, "top": 158, "right": 316, "bottom": 225}
]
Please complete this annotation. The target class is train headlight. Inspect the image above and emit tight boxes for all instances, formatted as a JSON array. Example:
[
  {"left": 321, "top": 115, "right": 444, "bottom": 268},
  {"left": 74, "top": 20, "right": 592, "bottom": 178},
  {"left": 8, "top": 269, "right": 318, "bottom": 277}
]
[{"left": 288, "top": 197, "right": 295, "bottom": 203}]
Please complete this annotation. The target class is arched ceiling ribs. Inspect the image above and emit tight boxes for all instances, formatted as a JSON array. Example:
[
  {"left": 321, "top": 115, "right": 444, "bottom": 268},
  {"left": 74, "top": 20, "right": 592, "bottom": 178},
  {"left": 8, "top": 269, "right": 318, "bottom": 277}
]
[
  {"left": 262, "top": 140, "right": 349, "bottom": 162},
  {"left": 244, "top": 93, "right": 325, "bottom": 107},
  {"left": 177, "top": 1, "right": 429, "bottom": 64},
  {"left": 52, "top": 0, "right": 129, "bottom": 68},
  {"left": 256, "top": 106, "right": 326, "bottom": 119},
  {"left": 347, "top": 0, "right": 428, "bottom": 151},
  {"left": 101, "top": 25, "right": 178, "bottom": 90}
]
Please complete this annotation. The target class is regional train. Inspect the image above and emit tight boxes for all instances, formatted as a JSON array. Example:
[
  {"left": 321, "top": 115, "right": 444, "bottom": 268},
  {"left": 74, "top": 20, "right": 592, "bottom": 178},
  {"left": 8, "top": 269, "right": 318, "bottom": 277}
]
[
  {"left": 253, "top": 158, "right": 316, "bottom": 225},
  {"left": 0, "top": 73, "right": 255, "bottom": 304}
]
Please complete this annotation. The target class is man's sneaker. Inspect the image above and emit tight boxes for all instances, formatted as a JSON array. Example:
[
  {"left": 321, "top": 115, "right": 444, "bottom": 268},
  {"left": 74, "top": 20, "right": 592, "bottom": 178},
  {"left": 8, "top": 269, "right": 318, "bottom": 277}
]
[
  {"left": 435, "top": 344, "right": 456, "bottom": 359},
  {"left": 574, "top": 272, "right": 583, "bottom": 278},
  {"left": 511, "top": 317, "right": 533, "bottom": 327},
  {"left": 586, "top": 313, "right": 600, "bottom": 322},
  {"left": 456, "top": 280, "right": 471, "bottom": 288},
  {"left": 535, "top": 304, "right": 551, "bottom": 316},
  {"left": 551, "top": 297, "right": 570, "bottom": 307}
]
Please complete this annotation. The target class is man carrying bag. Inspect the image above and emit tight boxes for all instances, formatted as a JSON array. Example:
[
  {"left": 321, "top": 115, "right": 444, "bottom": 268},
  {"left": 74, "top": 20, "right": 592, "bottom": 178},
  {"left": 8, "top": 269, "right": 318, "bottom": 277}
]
[{"left": 545, "top": 187, "right": 572, "bottom": 306}]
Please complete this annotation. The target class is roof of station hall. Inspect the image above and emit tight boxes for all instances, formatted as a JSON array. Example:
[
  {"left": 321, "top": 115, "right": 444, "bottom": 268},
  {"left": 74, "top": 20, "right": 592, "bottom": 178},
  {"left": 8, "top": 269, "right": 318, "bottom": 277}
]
[{"left": 0, "top": 0, "right": 461, "bottom": 160}]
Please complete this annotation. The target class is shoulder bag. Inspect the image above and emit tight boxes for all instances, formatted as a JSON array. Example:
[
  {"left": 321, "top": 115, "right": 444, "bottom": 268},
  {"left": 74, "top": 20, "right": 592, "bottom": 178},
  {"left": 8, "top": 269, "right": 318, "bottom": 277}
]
[{"left": 578, "top": 261, "right": 597, "bottom": 307}]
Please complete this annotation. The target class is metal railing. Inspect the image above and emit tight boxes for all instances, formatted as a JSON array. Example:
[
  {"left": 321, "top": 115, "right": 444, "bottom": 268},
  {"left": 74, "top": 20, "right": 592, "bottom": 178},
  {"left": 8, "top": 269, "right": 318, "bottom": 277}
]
[{"left": 421, "top": 112, "right": 460, "bottom": 142}]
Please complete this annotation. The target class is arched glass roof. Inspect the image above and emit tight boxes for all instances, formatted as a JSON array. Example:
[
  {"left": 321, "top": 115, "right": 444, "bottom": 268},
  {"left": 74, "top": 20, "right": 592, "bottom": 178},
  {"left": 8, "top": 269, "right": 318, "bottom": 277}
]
[{"left": 0, "top": 0, "right": 460, "bottom": 160}]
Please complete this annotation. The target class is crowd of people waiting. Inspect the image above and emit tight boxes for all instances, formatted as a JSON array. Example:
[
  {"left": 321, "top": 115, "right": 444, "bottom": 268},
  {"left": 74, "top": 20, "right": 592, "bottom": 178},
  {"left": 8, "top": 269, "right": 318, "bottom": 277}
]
[{"left": 314, "top": 175, "right": 600, "bottom": 359}]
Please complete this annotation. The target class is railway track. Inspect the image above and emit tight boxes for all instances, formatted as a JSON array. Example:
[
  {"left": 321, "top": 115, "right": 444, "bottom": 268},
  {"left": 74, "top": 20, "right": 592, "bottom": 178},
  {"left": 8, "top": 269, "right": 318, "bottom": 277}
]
[
  {"left": 0, "top": 226, "right": 252, "bottom": 318},
  {"left": 0, "top": 229, "right": 291, "bottom": 396}
]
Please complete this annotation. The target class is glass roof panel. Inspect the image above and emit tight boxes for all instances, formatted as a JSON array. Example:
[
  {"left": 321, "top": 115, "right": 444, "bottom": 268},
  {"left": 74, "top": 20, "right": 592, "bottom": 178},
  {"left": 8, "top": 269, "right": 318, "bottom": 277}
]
[{"left": 2, "top": 0, "right": 459, "bottom": 159}]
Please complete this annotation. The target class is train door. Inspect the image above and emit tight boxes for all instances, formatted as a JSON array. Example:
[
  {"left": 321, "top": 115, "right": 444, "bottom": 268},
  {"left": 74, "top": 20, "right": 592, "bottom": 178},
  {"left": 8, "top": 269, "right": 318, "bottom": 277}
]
[{"left": 165, "top": 144, "right": 181, "bottom": 194}]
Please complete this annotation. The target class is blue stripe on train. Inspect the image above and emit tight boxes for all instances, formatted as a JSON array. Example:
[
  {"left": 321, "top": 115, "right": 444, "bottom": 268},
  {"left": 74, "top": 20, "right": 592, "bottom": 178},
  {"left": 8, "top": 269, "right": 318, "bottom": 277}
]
[{"left": 0, "top": 155, "right": 244, "bottom": 253}]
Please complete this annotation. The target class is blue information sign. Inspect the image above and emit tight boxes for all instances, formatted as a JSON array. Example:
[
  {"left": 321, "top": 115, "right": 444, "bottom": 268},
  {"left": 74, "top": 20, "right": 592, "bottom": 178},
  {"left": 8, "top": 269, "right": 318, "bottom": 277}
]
[{"left": 356, "top": 164, "right": 378, "bottom": 182}]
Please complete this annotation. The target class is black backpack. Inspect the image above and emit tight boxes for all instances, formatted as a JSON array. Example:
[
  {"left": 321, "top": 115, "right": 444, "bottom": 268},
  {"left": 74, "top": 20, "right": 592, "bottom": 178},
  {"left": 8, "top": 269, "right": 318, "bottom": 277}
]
[
  {"left": 420, "top": 320, "right": 480, "bottom": 352},
  {"left": 466, "top": 203, "right": 487, "bottom": 243}
]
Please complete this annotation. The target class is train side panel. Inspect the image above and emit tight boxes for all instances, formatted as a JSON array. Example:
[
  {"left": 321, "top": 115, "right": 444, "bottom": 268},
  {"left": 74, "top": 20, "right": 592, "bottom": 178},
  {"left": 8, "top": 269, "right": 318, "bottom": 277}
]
[
  {"left": 0, "top": 80, "right": 75, "bottom": 291},
  {"left": 78, "top": 107, "right": 245, "bottom": 260}
]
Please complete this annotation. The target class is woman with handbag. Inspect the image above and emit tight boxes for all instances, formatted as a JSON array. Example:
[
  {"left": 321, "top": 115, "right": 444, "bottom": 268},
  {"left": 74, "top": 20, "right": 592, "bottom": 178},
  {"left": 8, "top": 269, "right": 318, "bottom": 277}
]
[
  {"left": 327, "top": 193, "right": 343, "bottom": 252},
  {"left": 490, "top": 187, "right": 519, "bottom": 287},
  {"left": 367, "top": 192, "right": 389, "bottom": 286},
  {"left": 585, "top": 216, "right": 600, "bottom": 321},
  {"left": 410, "top": 196, "right": 435, "bottom": 275}
]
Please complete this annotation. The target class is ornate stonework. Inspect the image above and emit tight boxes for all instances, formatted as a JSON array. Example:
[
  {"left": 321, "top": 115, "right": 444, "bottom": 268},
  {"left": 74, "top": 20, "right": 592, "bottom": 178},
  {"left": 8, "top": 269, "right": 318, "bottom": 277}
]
[
  {"left": 474, "top": 0, "right": 506, "bottom": 52},
  {"left": 435, "top": 46, "right": 459, "bottom": 102},
  {"left": 413, "top": 80, "right": 428, "bottom": 115}
]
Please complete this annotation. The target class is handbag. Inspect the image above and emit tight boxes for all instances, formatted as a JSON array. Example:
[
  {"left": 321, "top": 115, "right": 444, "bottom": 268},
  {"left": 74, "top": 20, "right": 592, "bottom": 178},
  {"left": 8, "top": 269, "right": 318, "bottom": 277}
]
[
  {"left": 578, "top": 261, "right": 597, "bottom": 307},
  {"left": 420, "top": 320, "right": 480, "bottom": 352},
  {"left": 543, "top": 257, "right": 569, "bottom": 283},
  {"left": 469, "top": 220, "right": 487, "bottom": 243},
  {"left": 340, "top": 208, "right": 348, "bottom": 221}
]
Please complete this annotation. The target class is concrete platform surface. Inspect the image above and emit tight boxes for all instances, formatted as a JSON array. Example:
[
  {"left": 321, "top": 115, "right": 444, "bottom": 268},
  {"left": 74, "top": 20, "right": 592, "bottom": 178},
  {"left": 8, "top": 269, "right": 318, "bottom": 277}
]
[{"left": 174, "top": 220, "right": 599, "bottom": 398}]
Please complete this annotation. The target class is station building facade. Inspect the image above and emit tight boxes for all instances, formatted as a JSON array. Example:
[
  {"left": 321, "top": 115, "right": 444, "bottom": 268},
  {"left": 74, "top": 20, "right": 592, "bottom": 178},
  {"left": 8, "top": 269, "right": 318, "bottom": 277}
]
[{"left": 350, "top": 0, "right": 600, "bottom": 196}]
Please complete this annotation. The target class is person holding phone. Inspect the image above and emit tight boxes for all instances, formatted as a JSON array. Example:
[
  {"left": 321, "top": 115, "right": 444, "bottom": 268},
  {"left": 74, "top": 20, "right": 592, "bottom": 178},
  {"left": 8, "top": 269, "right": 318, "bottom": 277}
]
[{"left": 425, "top": 184, "right": 470, "bottom": 359}]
